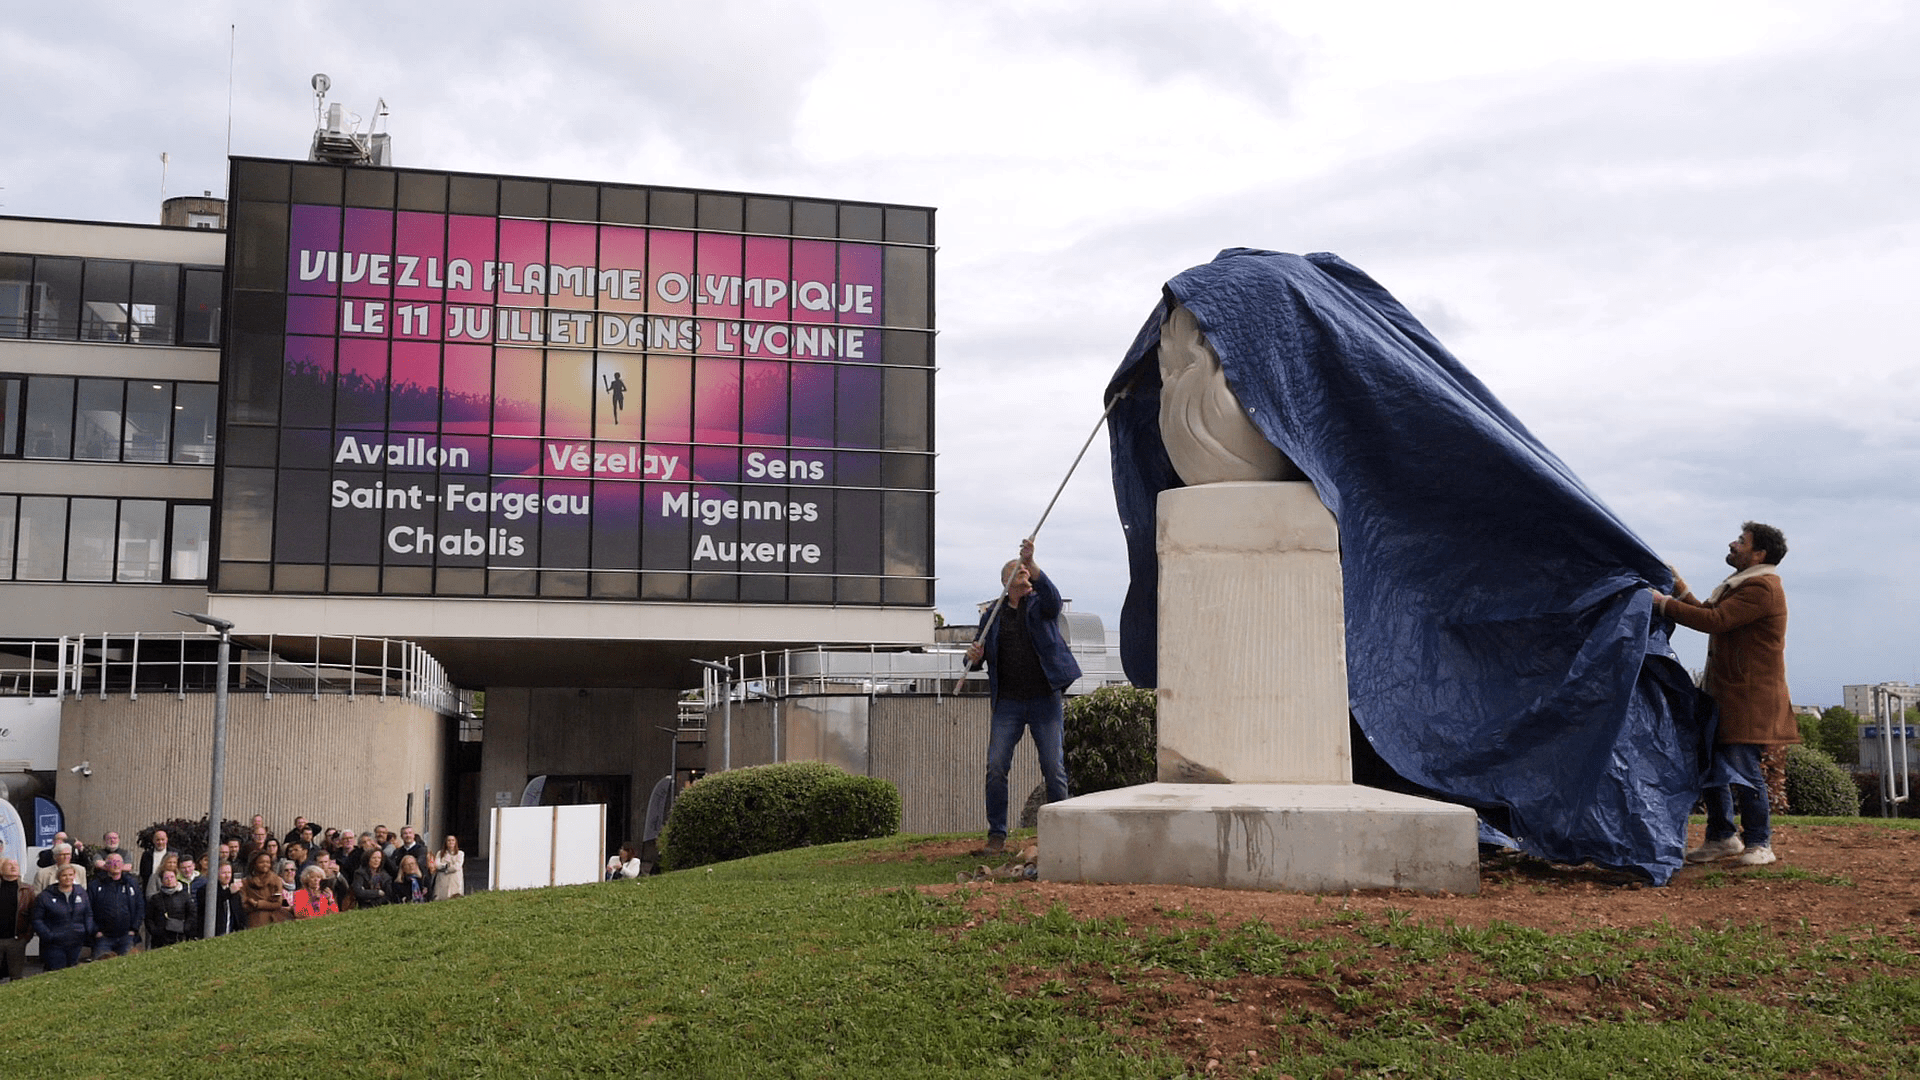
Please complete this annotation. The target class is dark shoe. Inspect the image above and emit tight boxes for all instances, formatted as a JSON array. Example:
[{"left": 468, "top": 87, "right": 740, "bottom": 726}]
[{"left": 971, "top": 835, "right": 1006, "bottom": 857}]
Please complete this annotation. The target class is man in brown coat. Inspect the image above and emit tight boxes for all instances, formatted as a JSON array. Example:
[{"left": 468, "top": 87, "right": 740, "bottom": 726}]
[{"left": 1651, "top": 521, "right": 1795, "bottom": 867}]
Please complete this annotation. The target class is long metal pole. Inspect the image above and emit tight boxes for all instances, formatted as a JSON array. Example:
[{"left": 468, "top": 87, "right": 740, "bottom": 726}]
[
  {"left": 721, "top": 664, "right": 733, "bottom": 772},
  {"left": 201, "top": 628, "right": 230, "bottom": 943},
  {"left": 950, "top": 383, "right": 1133, "bottom": 695}
]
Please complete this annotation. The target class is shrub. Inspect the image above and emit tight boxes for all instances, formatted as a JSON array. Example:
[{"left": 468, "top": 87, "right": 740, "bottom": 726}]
[
  {"left": 138, "top": 816, "right": 247, "bottom": 865},
  {"left": 804, "top": 773, "right": 901, "bottom": 846},
  {"left": 1063, "top": 686, "right": 1158, "bottom": 795},
  {"left": 1783, "top": 745, "right": 1859, "bottom": 817},
  {"left": 1854, "top": 771, "right": 1920, "bottom": 818},
  {"left": 1016, "top": 687, "right": 1159, "bottom": 828},
  {"left": 661, "top": 761, "right": 900, "bottom": 871}
]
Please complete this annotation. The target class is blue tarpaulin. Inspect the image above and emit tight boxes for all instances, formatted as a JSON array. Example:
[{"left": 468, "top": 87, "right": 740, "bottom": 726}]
[{"left": 1106, "top": 249, "right": 1712, "bottom": 884}]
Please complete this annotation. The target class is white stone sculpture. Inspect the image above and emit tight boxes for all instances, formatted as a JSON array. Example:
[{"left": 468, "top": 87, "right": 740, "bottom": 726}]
[{"left": 1038, "top": 302, "right": 1481, "bottom": 894}]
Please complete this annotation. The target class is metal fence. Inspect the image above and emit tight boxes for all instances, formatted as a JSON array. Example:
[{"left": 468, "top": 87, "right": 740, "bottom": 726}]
[
  {"left": 0, "top": 634, "right": 468, "bottom": 716},
  {"left": 690, "top": 642, "right": 1128, "bottom": 708}
]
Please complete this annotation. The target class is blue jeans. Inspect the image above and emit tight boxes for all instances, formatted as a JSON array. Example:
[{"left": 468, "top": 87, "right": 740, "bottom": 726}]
[
  {"left": 985, "top": 693, "right": 1070, "bottom": 838},
  {"left": 1704, "top": 743, "right": 1771, "bottom": 847},
  {"left": 95, "top": 933, "right": 136, "bottom": 957},
  {"left": 40, "top": 943, "right": 83, "bottom": 971}
]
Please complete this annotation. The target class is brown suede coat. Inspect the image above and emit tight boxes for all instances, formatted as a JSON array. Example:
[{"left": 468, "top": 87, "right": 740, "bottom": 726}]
[
  {"left": 1666, "top": 570, "right": 1797, "bottom": 745},
  {"left": 6, "top": 880, "right": 33, "bottom": 940}
]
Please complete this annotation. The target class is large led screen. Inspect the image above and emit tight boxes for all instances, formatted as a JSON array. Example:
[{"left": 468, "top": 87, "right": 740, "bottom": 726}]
[{"left": 216, "top": 160, "right": 934, "bottom": 605}]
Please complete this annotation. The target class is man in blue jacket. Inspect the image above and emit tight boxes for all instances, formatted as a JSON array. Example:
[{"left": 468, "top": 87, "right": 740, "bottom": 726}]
[
  {"left": 965, "top": 538, "right": 1082, "bottom": 856},
  {"left": 88, "top": 853, "right": 144, "bottom": 957}
]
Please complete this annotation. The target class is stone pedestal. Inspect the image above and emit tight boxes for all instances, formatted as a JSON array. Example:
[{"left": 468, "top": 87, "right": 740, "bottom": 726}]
[
  {"left": 1155, "top": 483, "right": 1350, "bottom": 784},
  {"left": 1039, "top": 481, "right": 1480, "bottom": 894},
  {"left": 1040, "top": 783, "right": 1480, "bottom": 893}
]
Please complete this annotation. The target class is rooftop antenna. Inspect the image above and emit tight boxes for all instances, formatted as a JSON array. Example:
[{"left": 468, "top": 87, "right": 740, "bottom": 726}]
[
  {"left": 159, "top": 152, "right": 169, "bottom": 203},
  {"left": 224, "top": 24, "right": 236, "bottom": 201}
]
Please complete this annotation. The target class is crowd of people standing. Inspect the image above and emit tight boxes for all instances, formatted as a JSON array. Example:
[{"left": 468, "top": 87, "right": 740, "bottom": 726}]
[{"left": 0, "top": 815, "right": 467, "bottom": 978}]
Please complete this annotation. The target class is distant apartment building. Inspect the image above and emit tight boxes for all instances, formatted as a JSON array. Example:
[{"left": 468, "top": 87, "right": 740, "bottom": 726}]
[{"left": 1844, "top": 682, "right": 1916, "bottom": 720}]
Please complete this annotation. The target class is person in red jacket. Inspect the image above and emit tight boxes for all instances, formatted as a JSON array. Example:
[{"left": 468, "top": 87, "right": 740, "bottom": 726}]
[
  {"left": 291, "top": 866, "right": 338, "bottom": 919},
  {"left": 1651, "top": 521, "right": 1795, "bottom": 867}
]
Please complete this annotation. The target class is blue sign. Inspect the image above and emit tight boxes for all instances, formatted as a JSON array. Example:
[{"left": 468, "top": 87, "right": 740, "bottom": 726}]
[{"left": 32, "top": 797, "right": 62, "bottom": 846}]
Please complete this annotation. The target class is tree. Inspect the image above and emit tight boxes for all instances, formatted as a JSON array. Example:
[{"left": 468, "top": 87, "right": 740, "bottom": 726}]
[{"left": 1802, "top": 706, "right": 1861, "bottom": 765}]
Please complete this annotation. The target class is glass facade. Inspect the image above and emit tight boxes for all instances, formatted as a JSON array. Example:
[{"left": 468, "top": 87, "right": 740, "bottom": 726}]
[
  {"left": 218, "top": 159, "right": 937, "bottom": 604},
  {"left": 0, "top": 496, "right": 209, "bottom": 583},
  {"left": 0, "top": 253, "right": 220, "bottom": 346},
  {"left": 0, "top": 376, "right": 219, "bottom": 464}
]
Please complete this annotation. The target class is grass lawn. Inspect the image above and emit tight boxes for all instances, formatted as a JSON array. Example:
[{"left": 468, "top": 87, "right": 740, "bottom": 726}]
[{"left": 1, "top": 818, "right": 1915, "bottom": 1078}]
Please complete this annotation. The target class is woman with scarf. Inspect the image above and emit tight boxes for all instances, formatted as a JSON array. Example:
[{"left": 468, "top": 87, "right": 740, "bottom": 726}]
[
  {"left": 391, "top": 854, "right": 430, "bottom": 904},
  {"left": 145, "top": 868, "right": 197, "bottom": 948}
]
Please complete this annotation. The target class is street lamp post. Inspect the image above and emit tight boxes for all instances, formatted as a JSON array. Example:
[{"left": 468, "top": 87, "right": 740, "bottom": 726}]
[
  {"left": 691, "top": 659, "right": 732, "bottom": 772},
  {"left": 175, "top": 610, "right": 234, "bottom": 943}
]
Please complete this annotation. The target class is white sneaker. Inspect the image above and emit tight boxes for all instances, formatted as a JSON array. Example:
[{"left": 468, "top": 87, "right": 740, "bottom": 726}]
[
  {"left": 1733, "top": 845, "right": 1776, "bottom": 866},
  {"left": 1685, "top": 836, "right": 1745, "bottom": 863}
]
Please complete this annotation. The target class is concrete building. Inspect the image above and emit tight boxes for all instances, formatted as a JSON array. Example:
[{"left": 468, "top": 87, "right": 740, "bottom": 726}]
[
  {"left": 2, "top": 155, "right": 944, "bottom": 856},
  {"left": 1844, "top": 682, "right": 1916, "bottom": 721}
]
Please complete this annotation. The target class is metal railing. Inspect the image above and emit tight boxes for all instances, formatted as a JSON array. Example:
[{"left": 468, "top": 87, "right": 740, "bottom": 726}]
[
  {"left": 0, "top": 634, "right": 469, "bottom": 716},
  {"left": 688, "top": 642, "right": 1130, "bottom": 708},
  {"left": 1875, "top": 685, "right": 1911, "bottom": 816}
]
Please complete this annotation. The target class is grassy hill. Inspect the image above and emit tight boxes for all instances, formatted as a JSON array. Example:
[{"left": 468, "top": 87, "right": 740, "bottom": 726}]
[{"left": 3, "top": 826, "right": 1918, "bottom": 1078}]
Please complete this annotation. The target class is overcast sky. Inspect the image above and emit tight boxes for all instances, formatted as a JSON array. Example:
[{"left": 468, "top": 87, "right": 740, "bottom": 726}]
[{"left": 4, "top": 1, "right": 1915, "bottom": 704}]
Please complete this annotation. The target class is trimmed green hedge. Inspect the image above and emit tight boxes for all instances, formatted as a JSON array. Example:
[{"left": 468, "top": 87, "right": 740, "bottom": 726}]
[
  {"left": 1784, "top": 744, "right": 1859, "bottom": 817},
  {"left": 1064, "top": 686, "right": 1158, "bottom": 794},
  {"left": 805, "top": 773, "right": 901, "bottom": 846},
  {"left": 660, "top": 761, "right": 900, "bottom": 870}
]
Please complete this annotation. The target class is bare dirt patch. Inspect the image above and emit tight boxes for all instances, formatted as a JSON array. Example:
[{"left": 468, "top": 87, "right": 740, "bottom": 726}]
[
  {"left": 908, "top": 824, "right": 1920, "bottom": 1076},
  {"left": 921, "top": 824, "right": 1916, "bottom": 935}
]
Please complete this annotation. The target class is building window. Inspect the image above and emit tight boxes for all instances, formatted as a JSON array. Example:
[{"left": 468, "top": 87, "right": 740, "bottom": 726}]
[
  {"left": 0, "top": 253, "right": 219, "bottom": 346},
  {"left": 22, "top": 376, "right": 74, "bottom": 458},
  {"left": 15, "top": 496, "right": 67, "bottom": 580},
  {"left": 169, "top": 503, "right": 211, "bottom": 581},
  {"left": 4, "top": 375, "right": 218, "bottom": 464},
  {"left": 0, "top": 378, "right": 18, "bottom": 455},
  {"left": 29, "top": 258, "right": 82, "bottom": 340},
  {"left": 117, "top": 499, "right": 168, "bottom": 582},
  {"left": 73, "top": 379, "right": 123, "bottom": 461},
  {"left": 0, "top": 256, "right": 30, "bottom": 338},
  {"left": 0, "top": 495, "right": 212, "bottom": 583},
  {"left": 182, "top": 269, "right": 222, "bottom": 345},
  {"left": 172, "top": 382, "right": 217, "bottom": 464},
  {"left": 0, "top": 496, "right": 13, "bottom": 581},
  {"left": 66, "top": 498, "right": 118, "bottom": 581},
  {"left": 123, "top": 381, "right": 173, "bottom": 462}
]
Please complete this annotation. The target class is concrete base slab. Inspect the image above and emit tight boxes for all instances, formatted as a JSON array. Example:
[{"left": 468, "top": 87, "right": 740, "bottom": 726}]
[{"left": 1038, "top": 783, "right": 1481, "bottom": 895}]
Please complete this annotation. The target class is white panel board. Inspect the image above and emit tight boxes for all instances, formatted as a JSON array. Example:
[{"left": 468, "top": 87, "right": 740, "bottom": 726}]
[
  {"left": 491, "top": 806, "right": 554, "bottom": 891},
  {"left": 0, "top": 698, "right": 63, "bottom": 770},
  {"left": 550, "top": 803, "right": 606, "bottom": 887},
  {"left": 489, "top": 804, "right": 607, "bottom": 890}
]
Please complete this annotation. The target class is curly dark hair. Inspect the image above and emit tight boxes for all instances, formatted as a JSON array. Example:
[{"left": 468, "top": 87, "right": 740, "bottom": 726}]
[{"left": 1743, "top": 521, "right": 1787, "bottom": 565}]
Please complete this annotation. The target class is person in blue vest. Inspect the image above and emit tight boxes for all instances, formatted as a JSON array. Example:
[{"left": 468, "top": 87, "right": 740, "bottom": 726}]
[
  {"left": 88, "top": 853, "right": 143, "bottom": 957},
  {"left": 964, "top": 538, "right": 1082, "bottom": 856}
]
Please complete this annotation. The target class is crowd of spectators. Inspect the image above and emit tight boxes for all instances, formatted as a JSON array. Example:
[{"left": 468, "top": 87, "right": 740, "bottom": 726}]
[{"left": 0, "top": 815, "right": 467, "bottom": 978}]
